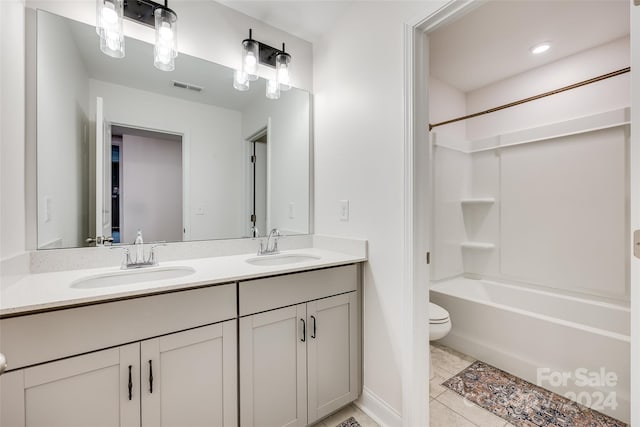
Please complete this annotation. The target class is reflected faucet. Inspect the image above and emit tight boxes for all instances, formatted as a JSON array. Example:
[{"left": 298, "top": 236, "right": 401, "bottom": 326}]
[
  {"left": 258, "top": 228, "right": 281, "bottom": 255},
  {"left": 250, "top": 225, "right": 260, "bottom": 238}
]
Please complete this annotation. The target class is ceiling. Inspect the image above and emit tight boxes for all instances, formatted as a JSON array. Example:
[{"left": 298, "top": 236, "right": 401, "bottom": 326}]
[
  {"left": 66, "top": 12, "right": 268, "bottom": 112},
  {"left": 218, "top": 0, "right": 352, "bottom": 42},
  {"left": 217, "top": 0, "right": 629, "bottom": 92},
  {"left": 429, "top": 0, "right": 630, "bottom": 93}
]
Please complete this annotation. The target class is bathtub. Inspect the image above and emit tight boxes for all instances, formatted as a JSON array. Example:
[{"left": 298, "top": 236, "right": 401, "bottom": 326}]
[{"left": 431, "top": 277, "right": 630, "bottom": 423}]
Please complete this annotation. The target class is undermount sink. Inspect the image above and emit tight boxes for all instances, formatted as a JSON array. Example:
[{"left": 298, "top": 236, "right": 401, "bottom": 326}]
[
  {"left": 70, "top": 266, "right": 196, "bottom": 289},
  {"left": 245, "top": 254, "right": 321, "bottom": 266}
]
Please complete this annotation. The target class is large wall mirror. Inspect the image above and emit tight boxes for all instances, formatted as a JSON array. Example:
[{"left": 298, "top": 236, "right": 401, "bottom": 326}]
[{"left": 35, "top": 10, "right": 311, "bottom": 249}]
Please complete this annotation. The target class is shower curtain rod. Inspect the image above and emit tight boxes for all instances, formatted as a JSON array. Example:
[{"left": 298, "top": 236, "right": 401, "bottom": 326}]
[{"left": 428, "top": 67, "right": 631, "bottom": 131}]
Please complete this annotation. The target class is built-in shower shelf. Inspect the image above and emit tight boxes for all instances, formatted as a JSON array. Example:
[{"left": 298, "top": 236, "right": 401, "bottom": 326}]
[
  {"left": 461, "top": 241, "right": 495, "bottom": 250},
  {"left": 461, "top": 198, "right": 495, "bottom": 205}
]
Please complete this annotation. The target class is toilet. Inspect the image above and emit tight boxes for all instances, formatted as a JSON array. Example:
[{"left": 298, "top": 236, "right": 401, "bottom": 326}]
[{"left": 429, "top": 302, "right": 452, "bottom": 379}]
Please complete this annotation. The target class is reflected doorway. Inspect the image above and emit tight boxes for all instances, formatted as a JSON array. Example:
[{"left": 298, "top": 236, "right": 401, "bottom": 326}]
[
  {"left": 110, "top": 125, "right": 183, "bottom": 244},
  {"left": 248, "top": 128, "right": 268, "bottom": 237}
]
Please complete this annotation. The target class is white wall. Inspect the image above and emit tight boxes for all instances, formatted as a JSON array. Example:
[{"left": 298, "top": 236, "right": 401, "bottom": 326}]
[
  {"left": 36, "top": 10, "right": 90, "bottom": 249},
  {"left": 430, "top": 36, "right": 630, "bottom": 302},
  {"left": 0, "top": 0, "right": 27, "bottom": 260},
  {"left": 121, "top": 134, "right": 183, "bottom": 243},
  {"left": 313, "top": 1, "right": 445, "bottom": 422},
  {"left": 466, "top": 37, "right": 630, "bottom": 140},
  {"left": 25, "top": 0, "right": 313, "bottom": 92},
  {"left": 242, "top": 89, "right": 310, "bottom": 236},
  {"left": 90, "top": 79, "right": 244, "bottom": 241}
]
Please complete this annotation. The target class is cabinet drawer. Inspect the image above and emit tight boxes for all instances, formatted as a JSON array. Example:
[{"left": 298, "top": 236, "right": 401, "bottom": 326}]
[
  {"left": 239, "top": 265, "right": 358, "bottom": 316},
  {"left": 0, "top": 283, "right": 236, "bottom": 371}
]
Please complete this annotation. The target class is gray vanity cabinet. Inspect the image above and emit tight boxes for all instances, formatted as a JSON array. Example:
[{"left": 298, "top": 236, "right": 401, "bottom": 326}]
[
  {"left": 0, "top": 321, "right": 237, "bottom": 427},
  {"left": 0, "top": 283, "right": 237, "bottom": 427},
  {"left": 238, "top": 265, "right": 360, "bottom": 427},
  {"left": 0, "top": 343, "right": 141, "bottom": 427}
]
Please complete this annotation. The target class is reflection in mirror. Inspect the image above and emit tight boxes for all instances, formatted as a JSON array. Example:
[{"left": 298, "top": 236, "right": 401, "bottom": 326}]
[{"left": 35, "top": 10, "right": 310, "bottom": 249}]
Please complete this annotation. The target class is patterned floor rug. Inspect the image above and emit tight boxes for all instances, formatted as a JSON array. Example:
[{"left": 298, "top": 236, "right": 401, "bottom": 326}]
[
  {"left": 443, "top": 361, "right": 627, "bottom": 427},
  {"left": 336, "top": 416, "right": 361, "bottom": 427}
]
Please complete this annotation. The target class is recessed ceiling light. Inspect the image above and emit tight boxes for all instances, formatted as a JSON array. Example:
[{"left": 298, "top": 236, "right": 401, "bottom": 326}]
[{"left": 531, "top": 42, "right": 551, "bottom": 55}]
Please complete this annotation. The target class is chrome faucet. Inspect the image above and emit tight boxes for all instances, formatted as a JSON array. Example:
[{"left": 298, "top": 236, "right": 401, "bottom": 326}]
[
  {"left": 250, "top": 225, "right": 260, "bottom": 238},
  {"left": 111, "top": 242, "right": 166, "bottom": 269},
  {"left": 258, "top": 228, "right": 281, "bottom": 255}
]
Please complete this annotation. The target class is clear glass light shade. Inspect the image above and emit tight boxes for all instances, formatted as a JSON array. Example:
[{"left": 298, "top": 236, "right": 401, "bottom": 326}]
[
  {"left": 233, "top": 70, "right": 250, "bottom": 91},
  {"left": 275, "top": 52, "right": 291, "bottom": 91},
  {"left": 242, "top": 39, "right": 259, "bottom": 81},
  {"left": 154, "top": 8, "right": 178, "bottom": 72},
  {"left": 266, "top": 79, "right": 280, "bottom": 100},
  {"left": 96, "top": 0, "right": 124, "bottom": 58}
]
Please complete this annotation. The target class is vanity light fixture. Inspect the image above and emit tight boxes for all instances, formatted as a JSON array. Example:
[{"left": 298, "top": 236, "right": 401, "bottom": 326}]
[
  {"left": 234, "top": 29, "right": 293, "bottom": 99},
  {"left": 153, "top": 3, "right": 178, "bottom": 71},
  {"left": 276, "top": 43, "right": 291, "bottom": 91},
  {"left": 96, "top": 0, "right": 179, "bottom": 71},
  {"left": 96, "top": 0, "right": 125, "bottom": 58},
  {"left": 530, "top": 42, "right": 551, "bottom": 55}
]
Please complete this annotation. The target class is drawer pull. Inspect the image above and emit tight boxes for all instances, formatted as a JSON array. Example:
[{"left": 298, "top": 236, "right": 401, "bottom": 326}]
[
  {"left": 128, "top": 365, "right": 133, "bottom": 400},
  {"left": 149, "top": 360, "right": 154, "bottom": 393}
]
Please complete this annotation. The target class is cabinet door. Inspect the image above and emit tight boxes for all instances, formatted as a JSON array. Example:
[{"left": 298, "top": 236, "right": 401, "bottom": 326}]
[
  {"left": 307, "top": 292, "right": 358, "bottom": 423},
  {"left": 0, "top": 343, "right": 140, "bottom": 427},
  {"left": 140, "top": 321, "right": 237, "bottom": 427},
  {"left": 240, "top": 304, "right": 307, "bottom": 427}
]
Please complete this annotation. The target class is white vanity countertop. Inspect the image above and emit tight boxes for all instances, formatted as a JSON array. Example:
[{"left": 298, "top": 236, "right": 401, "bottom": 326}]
[{"left": 0, "top": 248, "right": 366, "bottom": 317}]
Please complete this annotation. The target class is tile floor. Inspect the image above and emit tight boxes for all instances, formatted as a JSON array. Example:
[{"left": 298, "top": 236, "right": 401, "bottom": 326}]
[
  {"left": 314, "top": 342, "right": 513, "bottom": 427},
  {"left": 430, "top": 343, "right": 516, "bottom": 427},
  {"left": 312, "top": 404, "right": 379, "bottom": 427}
]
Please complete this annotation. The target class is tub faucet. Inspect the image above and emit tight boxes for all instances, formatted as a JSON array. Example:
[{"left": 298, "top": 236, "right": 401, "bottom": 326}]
[{"left": 258, "top": 228, "right": 281, "bottom": 255}]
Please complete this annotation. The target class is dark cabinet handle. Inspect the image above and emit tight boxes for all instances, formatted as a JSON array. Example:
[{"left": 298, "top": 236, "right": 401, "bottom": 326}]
[
  {"left": 310, "top": 315, "right": 317, "bottom": 339},
  {"left": 128, "top": 365, "right": 133, "bottom": 400},
  {"left": 149, "top": 360, "right": 154, "bottom": 393},
  {"left": 300, "top": 318, "right": 306, "bottom": 342}
]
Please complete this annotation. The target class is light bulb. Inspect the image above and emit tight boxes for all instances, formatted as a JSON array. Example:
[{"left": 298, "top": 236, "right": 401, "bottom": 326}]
[
  {"left": 159, "top": 22, "right": 174, "bottom": 41},
  {"left": 266, "top": 78, "right": 280, "bottom": 100},
  {"left": 245, "top": 52, "right": 257, "bottom": 72},
  {"left": 233, "top": 70, "right": 250, "bottom": 91}
]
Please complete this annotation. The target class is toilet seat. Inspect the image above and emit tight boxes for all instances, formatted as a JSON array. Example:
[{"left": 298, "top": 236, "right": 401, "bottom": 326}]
[{"left": 429, "top": 302, "right": 450, "bottom": 324}]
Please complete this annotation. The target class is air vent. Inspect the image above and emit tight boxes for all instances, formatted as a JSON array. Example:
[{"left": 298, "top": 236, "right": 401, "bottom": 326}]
[{"left": 172, "top": 81, "right": 203, "bottom": 92}]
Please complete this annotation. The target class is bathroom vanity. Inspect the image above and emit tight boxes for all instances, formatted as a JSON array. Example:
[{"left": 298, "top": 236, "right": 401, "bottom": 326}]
[{"left": 0, "top": 250, "right": 364, "bottom": 427}]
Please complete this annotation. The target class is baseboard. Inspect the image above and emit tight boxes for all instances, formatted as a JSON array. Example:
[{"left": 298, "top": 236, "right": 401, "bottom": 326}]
[{"left": 355, "top": 387, "right": 402, "bottom": 427}]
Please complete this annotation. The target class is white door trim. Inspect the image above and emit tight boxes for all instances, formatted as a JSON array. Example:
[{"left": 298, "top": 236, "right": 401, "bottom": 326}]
[
  {"left": 402, "top": 2, "right": 479, "bottom": 425},
  {"left": 629, "top": 3, "right": 639, "bottom": 425}
]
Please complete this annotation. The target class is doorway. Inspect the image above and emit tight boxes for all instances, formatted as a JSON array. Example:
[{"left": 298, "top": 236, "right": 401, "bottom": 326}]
[
  {"left": 247, "top": 127, "right": 268, "bottom": 237},
  {"left": 405, "top": 0, "right": 637, "bottom": 425},
  {"left": 110, "top": 125, "right": 183, "bottom": 244}
]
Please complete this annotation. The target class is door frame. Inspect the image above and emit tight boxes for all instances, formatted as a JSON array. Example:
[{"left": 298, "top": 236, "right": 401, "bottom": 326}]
[
  {"left": 243, "top": 120, "right": 272, "bottom": 237},
  {"left": 105, "top": 122, "right": 188, "bottom": 243},
  {"left": 403, "top": 1, "right": 639, "bottom": 425}
]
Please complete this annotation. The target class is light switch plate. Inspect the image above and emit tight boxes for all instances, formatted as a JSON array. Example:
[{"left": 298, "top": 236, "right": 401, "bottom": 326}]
[
  {"left": 634, "top": 230, "right": 640, "bottom": 259},
  {"left": 339, "top": 200, "right": 349, "bottom": 221}
]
